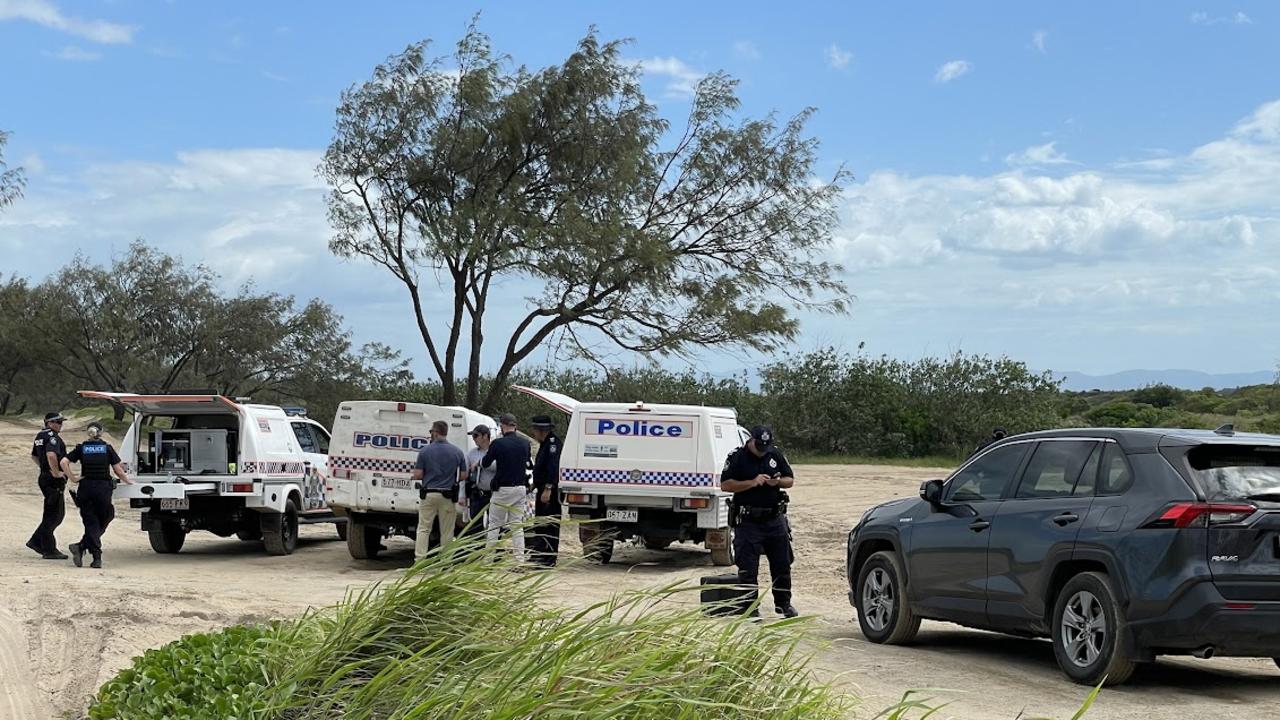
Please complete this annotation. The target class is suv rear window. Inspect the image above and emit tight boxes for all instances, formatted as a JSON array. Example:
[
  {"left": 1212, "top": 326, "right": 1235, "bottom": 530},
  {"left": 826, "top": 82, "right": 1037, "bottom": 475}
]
[{"left": 1186, "top": 445, "right": 1280, "bottom": 501}]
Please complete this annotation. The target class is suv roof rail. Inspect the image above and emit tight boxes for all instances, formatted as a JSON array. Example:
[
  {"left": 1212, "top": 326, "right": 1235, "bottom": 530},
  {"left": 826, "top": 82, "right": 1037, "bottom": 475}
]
[{"left": 1214, "top": 423, "right": 1235, "bottom": 436}]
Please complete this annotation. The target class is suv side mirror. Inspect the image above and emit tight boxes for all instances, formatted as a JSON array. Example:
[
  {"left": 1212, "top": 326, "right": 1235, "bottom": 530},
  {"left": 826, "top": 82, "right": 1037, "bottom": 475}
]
[{"left": 920, "top": 479, "right": 945, "bottom": 506}]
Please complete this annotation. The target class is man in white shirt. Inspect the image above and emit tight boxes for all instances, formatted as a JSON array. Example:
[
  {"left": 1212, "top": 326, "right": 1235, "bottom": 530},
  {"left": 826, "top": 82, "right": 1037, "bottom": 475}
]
[{"left": 465, "top": 424, "right": 496, "bottom": 536}]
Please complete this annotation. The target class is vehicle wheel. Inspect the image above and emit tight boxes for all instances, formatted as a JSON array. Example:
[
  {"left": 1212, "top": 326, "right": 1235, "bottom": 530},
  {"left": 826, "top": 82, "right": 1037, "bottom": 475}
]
[
  {"left": 347, "top": 520, "right": 382, "bottom": 560},
  {"left": 335, "top": 520, "right": 348, "bottom": 541},
  {"left": 579, "top": 524, "right": 614, "bottom": 564},
  {"left": 709, "top": 529, "right": 735, "bottom": 567},
  {"left": 148, "top": 522, "right": 186, "bottom": 554},
  {"left": 1051, "top": 572, "right": 1136, "bottom": 686},
  {"left": 856, "top": 550, "right": 920, "bottom": 644},
  {"left": 643, "top": 536, "right": 672, "bottom": 551},
  {"left": 261, "top": 499, "right": 299, "bottom": 556}
]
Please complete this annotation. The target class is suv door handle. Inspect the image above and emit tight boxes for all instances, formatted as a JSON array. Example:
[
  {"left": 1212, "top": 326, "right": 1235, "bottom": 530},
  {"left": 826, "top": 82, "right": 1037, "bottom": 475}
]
[
  {"left": 1053, "top": 512, "right": 1080, "bottom": 526},
  {"left": 969, "top": 519, "right": 991, "bottom": 532}
]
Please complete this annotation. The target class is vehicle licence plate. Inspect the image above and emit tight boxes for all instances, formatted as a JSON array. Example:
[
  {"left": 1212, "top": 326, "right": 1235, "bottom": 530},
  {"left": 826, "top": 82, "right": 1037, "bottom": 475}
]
[
  {"left": 606, "top": 508, "right": 639, "bottom": 523},
  {"left": 159, "top": 498, "right": 189, "bottom": 510},
  {"left": 378, "top": 476, "right": 412, "bottom": 490}
]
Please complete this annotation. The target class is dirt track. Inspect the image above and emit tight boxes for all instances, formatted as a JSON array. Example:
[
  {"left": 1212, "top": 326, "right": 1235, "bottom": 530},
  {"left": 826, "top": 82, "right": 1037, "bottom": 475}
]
[{"left": 1, "top": 417, "right": 1277, "bottom": 719}]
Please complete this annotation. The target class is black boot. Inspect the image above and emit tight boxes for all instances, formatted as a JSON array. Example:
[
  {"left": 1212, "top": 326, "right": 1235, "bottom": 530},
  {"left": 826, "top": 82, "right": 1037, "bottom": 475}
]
[
  {"left": 90, "top": 553, "right": 102, "bottom": 569},
  {"left": 69, "top": 543, "right": 83, "bottom": 567},
  {"left": 25, "top": 539, "right": 43, "bottom": 556},
  {"left": 42, "top": 549, "right": 69, "bottom": 560},
  {"left": 776, "top": 604, "right": 799, "bottom": 618}
]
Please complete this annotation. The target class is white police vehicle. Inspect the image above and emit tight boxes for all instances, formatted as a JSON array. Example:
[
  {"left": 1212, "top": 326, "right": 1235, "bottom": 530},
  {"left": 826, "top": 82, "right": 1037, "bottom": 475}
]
[
  {"left": 79, "top": 391, "right": 340, "bottom": 556},
  {"left": 515, "top": 386, "right": 747, "bottom": 565},
  {"left": 325, "top": 400, "right": 495, "bottom": 559}
]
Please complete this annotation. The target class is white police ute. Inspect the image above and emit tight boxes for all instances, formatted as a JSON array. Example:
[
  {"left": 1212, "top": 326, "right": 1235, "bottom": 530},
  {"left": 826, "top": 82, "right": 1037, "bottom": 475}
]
[
  {"left": 325, "top": 400, "right": 495, "bottom": 559},
  {"left": 515, "top": 386, "right": 747, "bottom": 566},
  {"left": 79, "top": 391, "right": 341, "bottom": 556}
]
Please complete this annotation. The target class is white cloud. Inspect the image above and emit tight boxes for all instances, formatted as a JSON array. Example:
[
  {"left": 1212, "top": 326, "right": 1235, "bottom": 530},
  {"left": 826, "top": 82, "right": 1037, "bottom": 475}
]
[
  {"left": 47, "top": 45, "right": 101, "bottom": 61},
  {"left": 934, "top": 60, "right": 972, "bottom": 83},
  {"left": 1032, "top": 30, "right": 1047, "bottom": 53},
  {"left": 636, "top": 57, "right": 704, "bottom": 99},
  {"left": 0, "top": 0, "right": 136, "bottom": 44},
  {"left": 825, "top": 44, "right": 853, "bottom": 70},
  {"left": 832, "top": 99, "right": 1280, "bottom": 282},
  {"left": 1190, "top": 10, "right": 1253, "bottom": 25},
  {"left": 18, "top": 153, "right": 45, "bottom": 174},
  {"left": 262, "top": 70, "right": 289, "bottom": 83},
  {"left": 732, "top": 40, "right": 759, "bottom": 61},
  {"left": 1004, "top": 141, "right": 1077, "bottom": 167}
]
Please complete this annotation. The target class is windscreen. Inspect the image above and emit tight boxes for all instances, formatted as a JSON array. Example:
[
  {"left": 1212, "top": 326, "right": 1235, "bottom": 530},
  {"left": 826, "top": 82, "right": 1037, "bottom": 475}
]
[{"left": 1186, "top": 445, "right": 1280, "bottom": 501}]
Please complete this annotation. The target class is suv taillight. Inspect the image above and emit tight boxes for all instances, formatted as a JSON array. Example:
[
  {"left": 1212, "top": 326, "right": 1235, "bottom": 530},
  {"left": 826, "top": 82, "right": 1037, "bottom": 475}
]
[{"left": 1144, "top": 502, "right": 1257, "bottom": 529}]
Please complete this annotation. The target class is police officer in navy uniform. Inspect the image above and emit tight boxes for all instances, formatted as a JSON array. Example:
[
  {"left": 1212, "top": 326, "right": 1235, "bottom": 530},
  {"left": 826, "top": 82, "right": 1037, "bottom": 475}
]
[
  {"left": 65, "top": 421, "right": 133, "bottom": 568},
  {"left": 721, "top": 425, "right": 799, "bottom": 618},
  {"left": 527, "top": 415, "right": 562, "bottom": 567},
  {"left": 27, "top": 412, "right": 70, "bottom": 559}
]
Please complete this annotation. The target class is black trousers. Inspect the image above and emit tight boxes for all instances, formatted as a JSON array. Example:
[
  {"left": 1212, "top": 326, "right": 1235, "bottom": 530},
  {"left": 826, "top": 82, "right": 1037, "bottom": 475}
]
[
  {"left": 527, "top": 495, "right": 561, "bottom": 566},
  {"left": 464, "top": 492, "right": 490, "bottom": 537},
  {"left": 28, "top": 475, "right": 66, "bottom": 553},
  {"left": 734, "top": 515, "right": 793, "bottom": 607},
  {"left": 77, "top": 479, "right": 115, "bottom": 555}
]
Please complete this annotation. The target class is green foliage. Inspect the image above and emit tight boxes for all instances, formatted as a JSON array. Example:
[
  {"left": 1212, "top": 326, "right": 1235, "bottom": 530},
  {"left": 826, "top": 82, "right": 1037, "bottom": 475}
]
[
  {"left": 322, "top": 20, "right": 848, "bottom": 410},
  {"left": 1, "top": 241, "right": 409, "bottom": 425},
  {"left": 88, "top": 624, "right": 276, "bottom": 720},
  {"left": 0, "top": 130, "right": 24, "bottom": 210}
]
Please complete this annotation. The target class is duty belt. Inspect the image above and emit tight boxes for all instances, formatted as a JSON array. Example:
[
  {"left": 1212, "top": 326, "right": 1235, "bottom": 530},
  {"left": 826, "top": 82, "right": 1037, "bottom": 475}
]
[{"left": 737, "top": 505, "right": 785, "bottom": 522}]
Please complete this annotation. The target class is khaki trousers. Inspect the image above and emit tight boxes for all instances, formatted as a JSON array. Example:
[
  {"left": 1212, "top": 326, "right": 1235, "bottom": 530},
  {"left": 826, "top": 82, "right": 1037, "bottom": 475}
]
[{"left": 415, "top": 492, "right": 457, "bottom": 558}]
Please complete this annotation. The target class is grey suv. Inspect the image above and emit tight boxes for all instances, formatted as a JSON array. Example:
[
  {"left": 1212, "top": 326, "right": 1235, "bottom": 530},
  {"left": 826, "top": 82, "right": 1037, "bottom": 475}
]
[{"left": 846, "top": 427, "right": 1280, "bottom": 685}]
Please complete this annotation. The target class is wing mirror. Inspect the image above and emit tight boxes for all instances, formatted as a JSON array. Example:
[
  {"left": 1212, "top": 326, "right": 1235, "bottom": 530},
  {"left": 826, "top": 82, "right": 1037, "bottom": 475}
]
[{"left": 920, "top": 479, "right": 945, "bottom": 506}]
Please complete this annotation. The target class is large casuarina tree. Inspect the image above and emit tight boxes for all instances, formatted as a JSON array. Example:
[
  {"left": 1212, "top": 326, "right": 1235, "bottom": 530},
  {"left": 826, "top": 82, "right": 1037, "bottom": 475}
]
[{"left": 321, "top": 23, "right": 849, "bottom": 412}]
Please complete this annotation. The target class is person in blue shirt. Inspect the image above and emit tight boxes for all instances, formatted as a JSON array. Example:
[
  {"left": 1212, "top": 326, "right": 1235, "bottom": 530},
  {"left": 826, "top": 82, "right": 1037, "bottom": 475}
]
[
  {"left": 482, "top": 413, "right": 531, "bottom": 560},
  {"left": 27, "top": 412, "right": 70, "bottom": 560},
  {"left": 411, "top": 420, "right": 468, "bottom": 559}
]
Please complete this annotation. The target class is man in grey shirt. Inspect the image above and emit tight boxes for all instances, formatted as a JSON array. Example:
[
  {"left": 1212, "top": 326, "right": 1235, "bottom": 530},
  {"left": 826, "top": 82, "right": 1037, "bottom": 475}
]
[
  {"left": 411, "top": 420, "right": 468, "bottom": 558},
  {"left": 464, "top": 424, "right": 496, "bottom": 536}
]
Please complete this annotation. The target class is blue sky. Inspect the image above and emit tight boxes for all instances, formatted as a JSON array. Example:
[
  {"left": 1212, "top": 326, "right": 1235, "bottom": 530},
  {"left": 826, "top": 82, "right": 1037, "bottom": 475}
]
[{"left": 2, "top": 0, "right": 1279, "bottom": 381}]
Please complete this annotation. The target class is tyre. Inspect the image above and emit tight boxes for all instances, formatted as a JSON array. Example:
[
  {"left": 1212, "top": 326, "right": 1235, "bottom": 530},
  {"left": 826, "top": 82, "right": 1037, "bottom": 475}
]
[
  {"left": 148, "top": 522, "right": 186, "bottom": 554},
  {"left": 855, "top": 550, "right": 920, "bottom": 644},
  {"left": 335, "top": 520, "right": 349, "bottom": 541},
  {"left": 347, "top": 519, "right": 383, "bottom": 560},
  {"left": 579, "top": 524, "right": 614, "bottom": 564},
  {"left": 709, "top": 529, "right": 735, "bottom": 567},
  {"left": 1051, "top": 572, "right": 1136, "bottom": 686},
  {"left": 261, "top": 499, "right": 299, "bottom": 556}
]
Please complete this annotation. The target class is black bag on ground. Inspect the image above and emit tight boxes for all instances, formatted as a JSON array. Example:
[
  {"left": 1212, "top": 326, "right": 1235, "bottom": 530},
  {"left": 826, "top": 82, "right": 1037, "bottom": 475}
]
[{"left": 699, "top": 573, "right": 756, "bottom": 616}]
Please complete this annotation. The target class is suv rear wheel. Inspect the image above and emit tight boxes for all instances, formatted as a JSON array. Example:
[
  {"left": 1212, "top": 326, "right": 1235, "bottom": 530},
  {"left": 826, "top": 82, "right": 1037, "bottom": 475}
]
[
  {"left": 1051, "top": 572, "right": 1135, "bottom": 685},
  {"left": 148, "top": 521, "right": 186, "bottom": 554},
  {"left": 347, "top": 519, "right": 383, "bottom": 559},
  {"left": 856, "top": 550, "right": 920, "bottom": 644}
]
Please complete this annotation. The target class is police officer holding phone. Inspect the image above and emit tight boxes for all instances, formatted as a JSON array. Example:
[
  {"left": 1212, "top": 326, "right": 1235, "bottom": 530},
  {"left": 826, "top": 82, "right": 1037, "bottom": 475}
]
[
  {"left": 65, "top": 421, "right": 133, "bottom": 568},
  {"left": 720, "top": 425, "right": 799, "bottom": 618},
  {"left": 27, "top": 412, "right": 70, "bottom": 559}
]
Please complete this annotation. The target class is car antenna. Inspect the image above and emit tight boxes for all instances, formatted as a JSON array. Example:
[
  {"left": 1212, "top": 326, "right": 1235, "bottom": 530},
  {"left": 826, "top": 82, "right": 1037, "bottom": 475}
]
[{"left": 1214, "top": 423, "right": 1235, "bottom": 436}]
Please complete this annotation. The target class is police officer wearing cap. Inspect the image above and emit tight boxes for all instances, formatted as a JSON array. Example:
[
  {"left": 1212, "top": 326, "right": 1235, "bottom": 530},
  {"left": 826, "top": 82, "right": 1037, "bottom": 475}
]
[
  {"left": 65, "top": 421, "right": 133, "bottom": 568},
  {"left": 720, "top": 425, "right": 798, "bottom": 618},
  {"left": 527, "top": 414, "right": 562, "bottom": 567},
  {"left": 27, "top": 412, "right": 71, "bottom": 559}
]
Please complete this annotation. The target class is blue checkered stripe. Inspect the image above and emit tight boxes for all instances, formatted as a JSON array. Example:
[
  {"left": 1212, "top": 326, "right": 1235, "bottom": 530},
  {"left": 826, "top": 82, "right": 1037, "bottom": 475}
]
[
  {"left": 329, "top": 456, "right": 416, "bottom": 474},
  {"left": 560, "top": 468, "right": 716, "bottom": 487}
]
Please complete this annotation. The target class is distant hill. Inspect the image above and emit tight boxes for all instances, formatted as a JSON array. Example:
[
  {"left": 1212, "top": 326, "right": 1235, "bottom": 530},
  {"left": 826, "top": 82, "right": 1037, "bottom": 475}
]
[{"left": 1055, "top": 369, "right": 1275, "bottom": 392}]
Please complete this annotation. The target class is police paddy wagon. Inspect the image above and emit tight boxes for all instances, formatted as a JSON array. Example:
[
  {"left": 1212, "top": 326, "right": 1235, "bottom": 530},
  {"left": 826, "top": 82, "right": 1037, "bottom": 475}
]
[
  {"left": 78, "top": 391, "right": 342, "bottom": 556},
  {"left": 515, "top": 386, "right": 749, "bottom": 566},
  {"left": 325, "top": 400, "right": 494, "bottom": 559}
]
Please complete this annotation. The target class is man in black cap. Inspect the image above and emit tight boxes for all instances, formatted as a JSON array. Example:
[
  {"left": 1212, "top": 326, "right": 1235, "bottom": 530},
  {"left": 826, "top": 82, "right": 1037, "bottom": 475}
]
[
  {"left": 971, "top": 426, "right": 1008, "bottom": 457},
  {"left": 27, "top": 412, "right": 71, "bottom": 559},
  {"left": 482, "top": 413, "right": 531, "bottom": 559},
  {"left": 527, "top": 414, "right": 562, "bottom": 567},
  {"left": 65, "top": 421, "right": 133, "bottom": 568},
  {"left": 463, "top": 423, "right": 495, "bottom": 537},
  {"left": 720, "top": 425, "right": 798, "bottom": 618}
]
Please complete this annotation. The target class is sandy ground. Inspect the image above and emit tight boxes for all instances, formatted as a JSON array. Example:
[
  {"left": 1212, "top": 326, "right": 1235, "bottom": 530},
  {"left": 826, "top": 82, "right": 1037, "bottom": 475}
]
[{"left": 1, "top": 417, "right": 1277, "bottom": 719}]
